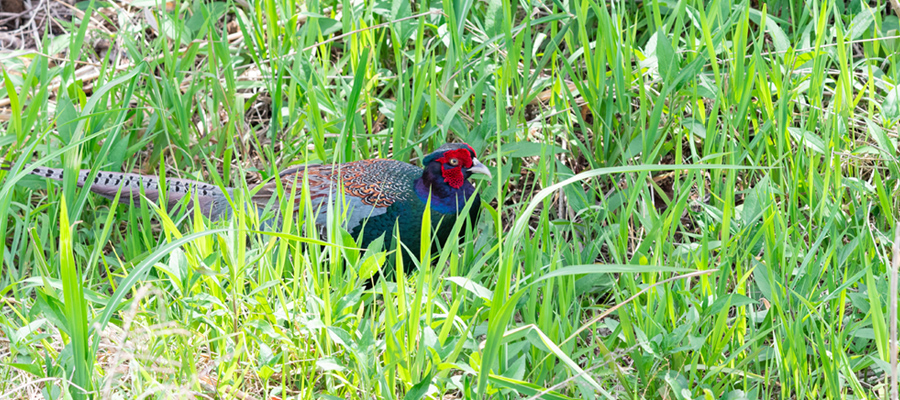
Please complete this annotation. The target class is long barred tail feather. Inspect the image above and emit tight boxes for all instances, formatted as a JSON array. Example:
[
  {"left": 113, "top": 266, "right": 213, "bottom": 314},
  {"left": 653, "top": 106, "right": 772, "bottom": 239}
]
[{"left": 11, "top": 164, "right": 234, "bottom": 220}]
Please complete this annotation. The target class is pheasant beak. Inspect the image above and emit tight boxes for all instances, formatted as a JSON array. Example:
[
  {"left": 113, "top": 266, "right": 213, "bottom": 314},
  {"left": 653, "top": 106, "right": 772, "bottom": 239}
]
[{"left": 468, "top": 159, "right": 492, "bottom": 180}]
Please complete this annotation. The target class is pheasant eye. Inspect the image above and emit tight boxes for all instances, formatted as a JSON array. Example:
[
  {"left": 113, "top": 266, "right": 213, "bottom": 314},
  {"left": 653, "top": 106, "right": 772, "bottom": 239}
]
[{"left": 449, "top": 158, "right": 459, "bottom": 166}]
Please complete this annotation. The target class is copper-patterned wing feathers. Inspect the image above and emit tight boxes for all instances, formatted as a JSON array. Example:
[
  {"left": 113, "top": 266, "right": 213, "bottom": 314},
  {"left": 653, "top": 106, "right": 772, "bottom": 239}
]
[{"left": 250, "top": 159, "right": 421, "bottom": 229}]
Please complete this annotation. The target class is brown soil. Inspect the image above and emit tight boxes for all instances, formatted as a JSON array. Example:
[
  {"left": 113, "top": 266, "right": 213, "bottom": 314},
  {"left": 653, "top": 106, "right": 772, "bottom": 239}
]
[{"left": 0, "top": 0, "right": 75, "bottom": 51}]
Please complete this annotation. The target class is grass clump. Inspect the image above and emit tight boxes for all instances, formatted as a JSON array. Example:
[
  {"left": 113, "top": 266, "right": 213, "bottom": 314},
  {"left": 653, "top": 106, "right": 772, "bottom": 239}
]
[{"left": 0, "top": 0, "right": 899, "bottom": 399}]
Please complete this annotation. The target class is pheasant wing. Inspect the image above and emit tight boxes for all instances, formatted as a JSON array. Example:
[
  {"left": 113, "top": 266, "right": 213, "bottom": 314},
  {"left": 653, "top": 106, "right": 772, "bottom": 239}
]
[{"left": 252, "top": 159, "right": 419, "bottom": 230}]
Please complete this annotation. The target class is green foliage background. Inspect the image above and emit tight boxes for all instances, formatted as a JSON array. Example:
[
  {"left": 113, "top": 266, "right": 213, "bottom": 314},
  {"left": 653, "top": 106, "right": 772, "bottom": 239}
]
[{"left": 0, "top": 0, "right": 898, "bottom": 398}]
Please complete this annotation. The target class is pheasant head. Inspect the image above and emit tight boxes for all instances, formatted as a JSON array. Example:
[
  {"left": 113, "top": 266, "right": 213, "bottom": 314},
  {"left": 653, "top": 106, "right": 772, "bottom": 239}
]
[{"left": 416, "top": 143, "right": 491, "bottom": 214}]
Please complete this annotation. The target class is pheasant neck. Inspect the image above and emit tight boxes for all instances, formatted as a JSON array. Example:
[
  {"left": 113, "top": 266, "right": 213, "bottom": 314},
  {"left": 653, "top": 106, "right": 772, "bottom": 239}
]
[{"left": 414, "top": 173, "right": 475, "bottom": 215}]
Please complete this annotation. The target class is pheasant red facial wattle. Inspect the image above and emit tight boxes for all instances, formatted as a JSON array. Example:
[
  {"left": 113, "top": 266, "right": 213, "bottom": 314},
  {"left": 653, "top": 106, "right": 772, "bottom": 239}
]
[{"left": 436, "top": 148, "right": 474, "bottom": 189}]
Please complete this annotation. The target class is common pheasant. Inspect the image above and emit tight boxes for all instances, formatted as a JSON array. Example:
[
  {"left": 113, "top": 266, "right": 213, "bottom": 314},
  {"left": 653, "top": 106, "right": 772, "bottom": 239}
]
[{"left": 11, "top": 143, "right": 491, "bottom": 270}]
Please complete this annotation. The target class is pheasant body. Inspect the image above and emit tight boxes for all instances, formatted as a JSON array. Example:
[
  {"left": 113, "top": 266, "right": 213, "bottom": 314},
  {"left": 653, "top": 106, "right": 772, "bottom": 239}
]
[
  {"left": 254, "top": 144, "right": 487, "bottom": 267},
  {"left": 15, "top": 143, "right": 490, "bottom": 271}
]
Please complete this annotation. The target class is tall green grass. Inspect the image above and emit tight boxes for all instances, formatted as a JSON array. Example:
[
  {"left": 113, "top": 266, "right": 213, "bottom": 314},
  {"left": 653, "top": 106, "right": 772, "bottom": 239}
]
[{"left": 0, "top": 0, "right": 898, "bottom": 398}]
